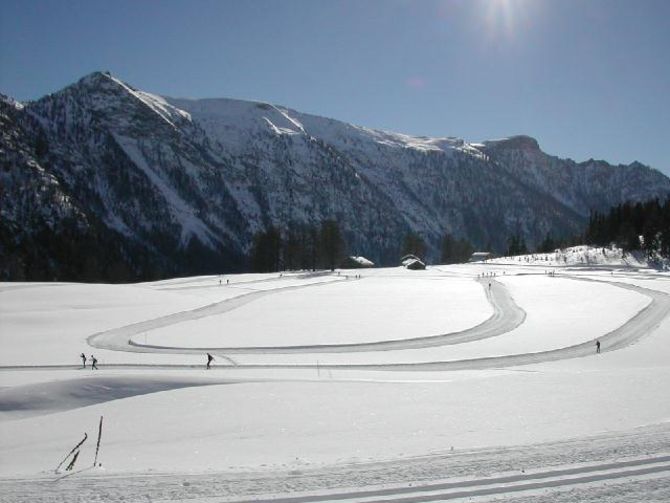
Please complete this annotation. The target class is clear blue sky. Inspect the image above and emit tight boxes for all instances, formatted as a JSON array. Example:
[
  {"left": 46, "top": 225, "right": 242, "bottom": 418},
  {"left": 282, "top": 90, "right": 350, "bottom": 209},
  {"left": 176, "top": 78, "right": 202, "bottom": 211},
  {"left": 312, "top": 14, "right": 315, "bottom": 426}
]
[{"left": 2, "top": 0, "right": 669, "bottom": 176}]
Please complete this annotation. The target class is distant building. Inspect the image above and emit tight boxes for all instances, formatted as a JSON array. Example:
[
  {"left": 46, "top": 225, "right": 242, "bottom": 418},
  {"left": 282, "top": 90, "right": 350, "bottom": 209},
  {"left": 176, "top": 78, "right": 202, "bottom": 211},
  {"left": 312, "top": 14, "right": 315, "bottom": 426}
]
[
  {"left": 340, "top": 256, "right": 375, "bottom": 269},
  {"left": 401, "top": 254, "right": 426, "bottom": 270},
  {"left": 404, "top": 259, "right": 426, "bottom": 270},
  {"left": 469, "top": 252, "right": 493, "bottom": 263},
  {"left": 400, "top": 254, "right": 420, "bottom": 264}
]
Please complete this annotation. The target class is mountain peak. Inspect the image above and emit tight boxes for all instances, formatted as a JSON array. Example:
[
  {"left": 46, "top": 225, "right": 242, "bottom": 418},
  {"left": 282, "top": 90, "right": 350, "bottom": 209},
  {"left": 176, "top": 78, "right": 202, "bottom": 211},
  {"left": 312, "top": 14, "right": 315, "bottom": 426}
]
[
  {"left": 53, "top": 70, "right": 131, "bottom": 100},
  {"left": 49, "top": 71, "right": 192, "bottom": 128},
  {"left": 76, "top": 70, "right": 117, "bottom": 87},
  {"left": 0, "top": 93, "right": 24, "bottom": 110},
  {"left": 481, "top": 135, "right": 541, "bottom": 153}
]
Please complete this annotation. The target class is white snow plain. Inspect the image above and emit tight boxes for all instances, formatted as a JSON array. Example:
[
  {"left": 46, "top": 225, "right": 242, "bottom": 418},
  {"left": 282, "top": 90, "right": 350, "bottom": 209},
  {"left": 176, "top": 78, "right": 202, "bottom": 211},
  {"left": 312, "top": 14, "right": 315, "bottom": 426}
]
[{"left": 1, "top": 260, "right": 669, "bottom": 502}]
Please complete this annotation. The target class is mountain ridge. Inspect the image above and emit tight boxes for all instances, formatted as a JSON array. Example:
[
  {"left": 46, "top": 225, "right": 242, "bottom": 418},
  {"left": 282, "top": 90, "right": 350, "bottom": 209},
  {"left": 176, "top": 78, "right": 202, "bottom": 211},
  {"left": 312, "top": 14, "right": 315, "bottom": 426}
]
[{"left": 2, "top": 71, "right": 669, "bottom": 281}]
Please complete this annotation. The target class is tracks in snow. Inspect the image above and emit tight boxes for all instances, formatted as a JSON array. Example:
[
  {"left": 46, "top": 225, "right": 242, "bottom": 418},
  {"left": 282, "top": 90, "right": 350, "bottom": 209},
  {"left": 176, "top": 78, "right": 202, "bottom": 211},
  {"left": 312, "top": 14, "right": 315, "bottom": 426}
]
[
  {"left": 6, "top": 274, "right": 670, "bottom": 373},
  {"left": 221, "top": 277, "right": 670, "bottom": 372},
  {"left": 1, "top": 423, "right": 668, "bottom": 503},
  {"left": 227, "top": 455, "right": 670, "bottom": 503},
  {"left": 122, "top": 278, "right": 525, "bottom": 354},
  {"left": 87, "top": 277, "right": 347, "bottom": 355}
]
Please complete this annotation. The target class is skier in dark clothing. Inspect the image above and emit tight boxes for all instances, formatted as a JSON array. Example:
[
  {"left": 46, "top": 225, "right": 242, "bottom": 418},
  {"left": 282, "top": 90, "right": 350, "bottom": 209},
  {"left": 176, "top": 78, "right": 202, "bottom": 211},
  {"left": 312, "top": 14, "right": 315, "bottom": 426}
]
[
  {"left": 206, "top": 353, "right": 214, "bottom": 369},
  {"left": 80, "top": 353, "right": 86, "bottom": 368},
  {"left": 91, "top": 355, "right": 98, "bottom": 370},
  {"left": 596, "top": 340, "right": 601, "bottom": 354}
]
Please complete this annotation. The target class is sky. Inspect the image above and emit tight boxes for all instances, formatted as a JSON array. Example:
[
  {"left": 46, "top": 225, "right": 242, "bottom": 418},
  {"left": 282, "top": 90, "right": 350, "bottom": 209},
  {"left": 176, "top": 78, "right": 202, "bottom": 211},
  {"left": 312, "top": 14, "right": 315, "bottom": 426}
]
[{"left": 1, "top": 0, "right": 669, "bottom": 176}]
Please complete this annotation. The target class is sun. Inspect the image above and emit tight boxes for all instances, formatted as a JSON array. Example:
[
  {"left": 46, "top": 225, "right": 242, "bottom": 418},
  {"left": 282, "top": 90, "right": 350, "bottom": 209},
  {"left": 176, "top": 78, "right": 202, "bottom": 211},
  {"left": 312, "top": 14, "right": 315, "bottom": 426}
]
[{"left": 482, "top": 0, "right": 534, "bottom": 41}]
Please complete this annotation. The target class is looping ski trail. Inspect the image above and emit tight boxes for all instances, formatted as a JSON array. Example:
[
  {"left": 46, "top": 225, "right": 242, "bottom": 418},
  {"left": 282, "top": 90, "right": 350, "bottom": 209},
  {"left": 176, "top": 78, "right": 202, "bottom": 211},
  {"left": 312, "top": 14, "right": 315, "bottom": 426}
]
[
  {"left": 123, "top": 278, "right": 525, "bottom": 354},
  {"left": 87, "top": 276, "right": 349, "bottom": 355},
  {"left": 5, "top": 274, "right": 668, "bottom": 373},
  {"left": 228, "top": 277, "right": 670, "bottom": 372}
]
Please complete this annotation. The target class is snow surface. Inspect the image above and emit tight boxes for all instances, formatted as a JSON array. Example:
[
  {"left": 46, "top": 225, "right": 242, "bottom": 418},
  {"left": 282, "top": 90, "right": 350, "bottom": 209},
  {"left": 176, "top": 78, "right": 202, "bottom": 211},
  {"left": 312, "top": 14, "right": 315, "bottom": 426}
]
[
  {"left": 1, "top": 259, "right": 669, "bottom": 501},
  {"left": 106, "top": 73, "right": 191, "bottom": 128},
  {"left": 166, "top": 95, "right": 487, "bottom": 159},
  {"left": 136, "top": 276, "right": 490, "bottom": 348},
  {"left": 227, "top": 274, "right": 650, "bottom": 366},
  {"left": 490, "top": 244, "right": 664, "bottom": 269}
]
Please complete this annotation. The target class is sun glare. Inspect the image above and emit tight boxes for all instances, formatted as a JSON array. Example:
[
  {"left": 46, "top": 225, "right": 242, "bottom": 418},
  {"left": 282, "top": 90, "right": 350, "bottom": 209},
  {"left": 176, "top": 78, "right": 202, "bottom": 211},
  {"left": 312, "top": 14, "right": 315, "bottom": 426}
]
[{"left": 482, "top": 0, "right": 534, "bottom": 42}]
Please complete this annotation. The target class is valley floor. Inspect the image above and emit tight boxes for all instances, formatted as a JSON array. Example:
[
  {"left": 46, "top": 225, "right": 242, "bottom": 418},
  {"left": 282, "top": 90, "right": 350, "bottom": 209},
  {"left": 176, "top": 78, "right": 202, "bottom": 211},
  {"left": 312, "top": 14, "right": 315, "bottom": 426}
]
[{"left": 1, "top": 262, "right": 669, "bottom": 501}]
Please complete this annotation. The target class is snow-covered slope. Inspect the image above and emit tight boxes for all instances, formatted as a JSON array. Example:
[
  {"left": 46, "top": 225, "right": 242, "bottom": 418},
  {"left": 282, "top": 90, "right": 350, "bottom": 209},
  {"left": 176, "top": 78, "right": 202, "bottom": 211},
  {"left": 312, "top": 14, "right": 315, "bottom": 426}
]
[
  {"left": 1, "top": 265, "right": 670, "bottom": 501},
  {"left": 490, "top": 245, "right": 669, "bottom": 269},
  {"left": 2, "top": 72, "right": 669, "bottom": 280}
]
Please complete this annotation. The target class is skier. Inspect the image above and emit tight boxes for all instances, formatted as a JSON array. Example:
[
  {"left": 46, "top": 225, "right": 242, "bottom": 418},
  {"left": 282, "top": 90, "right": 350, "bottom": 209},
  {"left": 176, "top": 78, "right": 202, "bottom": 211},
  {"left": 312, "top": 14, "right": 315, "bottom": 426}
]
[
  {"left": 91, "top": 355, "right": 98, "bottom": 370},
  {"left": 80, "top": 353, "right": 86, "bottom": 368},
  {"left": 596, "top": 340, "right": 601, "bottom": 354},
  {"left": 206, "top": 353, "right": 214, "bottom": 369}
]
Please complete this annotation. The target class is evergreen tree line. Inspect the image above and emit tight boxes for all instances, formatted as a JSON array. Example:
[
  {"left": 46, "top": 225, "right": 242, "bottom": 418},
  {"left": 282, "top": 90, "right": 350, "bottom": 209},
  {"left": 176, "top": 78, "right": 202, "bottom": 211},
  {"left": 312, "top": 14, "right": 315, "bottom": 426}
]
[
  {"left": 411, "top": 230, "right": 580, "bottom": 263},
  {"left": 251, "top": 197, "right": 670, "bottom": 273},
  {"left": 439, "top": 234, "right": 475, "bottom": 264},
  {"left": 400, "top": 231, "right": 475, "bottom": 264},
  {"left": 251, "top": 224, "right": 478, "bottom": 272},
  {"left": 250, "top": 220, "right": 344, "bottom": 272},
  {"left": 251, "top": 224, "right": 574, "bottom": 271},
  {"left": 584, "top": 198, "right": 670, "bottom": 257}
]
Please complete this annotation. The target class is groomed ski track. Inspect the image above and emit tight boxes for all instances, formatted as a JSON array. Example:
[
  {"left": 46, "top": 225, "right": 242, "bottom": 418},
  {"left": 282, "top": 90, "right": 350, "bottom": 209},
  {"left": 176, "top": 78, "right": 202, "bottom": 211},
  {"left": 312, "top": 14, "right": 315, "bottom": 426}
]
[
  {"left": 229, "top": 278, "right": 669, "bottom": 372},
  {"left": 2, "top": 270, "right": 669, "bottom": 502},
  {"left": 78, "top": 274, "right": 669, "bottom": 373},
  {"left": 1, "top": 274, "right": 666, "bottom": 373},
  {"left": 89, "top": 277, "right": 526, "bottom": 354},
  {"left": 1, "top": 423, "right": 668, "bottom": 503}
]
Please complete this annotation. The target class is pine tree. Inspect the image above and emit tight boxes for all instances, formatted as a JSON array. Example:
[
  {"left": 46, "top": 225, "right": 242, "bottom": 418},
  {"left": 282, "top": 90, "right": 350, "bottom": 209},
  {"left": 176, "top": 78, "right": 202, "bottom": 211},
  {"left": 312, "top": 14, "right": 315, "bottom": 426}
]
[
  {"left": 319, "top": 220, "right": 344, "bottom": 271},
  {"left": 536, "top": 233, "right": 557, "bottom": 253},
  {"left": 402, "top": 232, "right": 426, "bottom": 259},
  {"left": 440, "top": 233, "right": 474, "bottom": 264},
  {"left": 506, "top": 233, "right": 528, "bottom": 256},
  {"left": 251, "top": 226, "right": 282, "bottom": 272}
]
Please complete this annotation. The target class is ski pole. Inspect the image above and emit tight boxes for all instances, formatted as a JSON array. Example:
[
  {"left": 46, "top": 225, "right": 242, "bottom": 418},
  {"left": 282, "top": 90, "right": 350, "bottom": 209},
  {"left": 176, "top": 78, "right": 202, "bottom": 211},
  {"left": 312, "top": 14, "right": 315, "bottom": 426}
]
[
  {"left": 93, "top": 416, "right": 103, "bottom": 467},
  {"left": 65, "top": 450, "right": 80, "bottom": 471},
  {"left": 55, "top": 433, "right": 87, "bottom": 472}
]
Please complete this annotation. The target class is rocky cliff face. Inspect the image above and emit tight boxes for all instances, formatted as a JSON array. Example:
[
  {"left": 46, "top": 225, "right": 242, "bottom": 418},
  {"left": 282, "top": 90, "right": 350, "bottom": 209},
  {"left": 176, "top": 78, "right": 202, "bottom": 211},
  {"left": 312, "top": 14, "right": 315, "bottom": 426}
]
[
  {"left": 477, "top": 136, "right": 667, "bottom": 216},
  {"left": 2, "top": 72, "right": 669, "bottom": 281}
]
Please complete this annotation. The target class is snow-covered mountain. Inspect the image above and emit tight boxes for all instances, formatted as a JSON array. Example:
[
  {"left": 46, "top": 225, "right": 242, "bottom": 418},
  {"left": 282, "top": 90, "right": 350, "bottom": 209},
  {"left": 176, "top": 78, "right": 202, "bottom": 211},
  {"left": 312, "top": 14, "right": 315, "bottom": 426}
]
[{"left": 2, "top": 71, "right": 669, "bottom": 280}]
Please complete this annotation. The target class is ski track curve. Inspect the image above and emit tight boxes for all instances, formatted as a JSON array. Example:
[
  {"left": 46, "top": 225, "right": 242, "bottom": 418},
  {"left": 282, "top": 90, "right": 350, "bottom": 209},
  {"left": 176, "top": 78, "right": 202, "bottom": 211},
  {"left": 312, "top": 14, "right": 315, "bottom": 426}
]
[
  {"left": 3, "top": 274, "right": 668, "bottom": 373},
  {"left": 3, "top": 273, "right": 669, "bottom": 502},
  {"left": 86, "top": 276, "right": 349, "bottom": 355},
  {"left": 226, "top": 276, "right": 670, "bottom": 372},
  {"left": 122, "top": 278, "right": 525, "bottom": 354}
]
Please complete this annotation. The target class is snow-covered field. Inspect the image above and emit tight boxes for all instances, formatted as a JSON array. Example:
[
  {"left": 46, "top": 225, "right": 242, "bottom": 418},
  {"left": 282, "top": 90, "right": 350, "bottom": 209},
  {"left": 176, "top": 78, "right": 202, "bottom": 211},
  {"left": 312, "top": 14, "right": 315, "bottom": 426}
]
[{"left": 1, "top": 260, "right": 669, "bottom": 502}]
